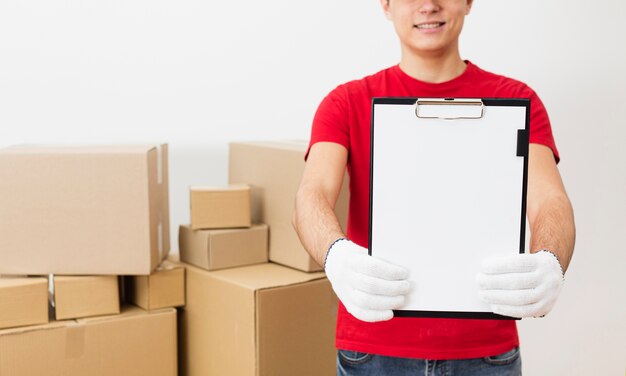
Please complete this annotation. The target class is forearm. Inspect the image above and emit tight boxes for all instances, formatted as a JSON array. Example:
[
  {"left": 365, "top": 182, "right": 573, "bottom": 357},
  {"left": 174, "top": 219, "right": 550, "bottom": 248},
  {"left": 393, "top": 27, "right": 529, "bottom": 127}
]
[
  {"left": 529, "top": 193, "right": 575, "bottom": 273},
  {"left": 293, "top": 184, "right": 345, "bottom": 267}
]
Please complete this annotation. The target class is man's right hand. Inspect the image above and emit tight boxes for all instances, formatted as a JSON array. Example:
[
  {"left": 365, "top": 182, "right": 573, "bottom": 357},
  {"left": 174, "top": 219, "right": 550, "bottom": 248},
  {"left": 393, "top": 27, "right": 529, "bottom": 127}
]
[{"left": 324, "top": 239, "right": 411, "bottom": 322}]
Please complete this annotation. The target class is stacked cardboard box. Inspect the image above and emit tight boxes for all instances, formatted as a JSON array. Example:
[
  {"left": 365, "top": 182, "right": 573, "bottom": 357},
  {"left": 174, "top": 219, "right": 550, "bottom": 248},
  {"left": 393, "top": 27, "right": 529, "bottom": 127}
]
[
  {"left": 179, "top": 224, "right": 268, "bottom": 271},
  {"left": 0, "top": 305, "right": 177, "bottom": 376},
  {"left": 0, "top": 144, "right": 178, "bottom": 375},
  {"left": 0, "top": 277, "right": 48, "bottom": 329},
  {"left": 180, "top": 185, "right": 269, "bottom": 271},
  {"left": 52, "top": 275, "right": 120, "bottom": 320},
  {"left": 229, "top": 141, "right": 350, "bottom": 272},
  {"left": 124, "top": 260, "right": 186, "bottom": 310},
  {"left": 0, "top": 144, "right": 170, "bottom": 275},
  {"left": 1, "top": 141, "right": 341, "bottom": 375},
  {"left": 190, "top": 185, "right": 252, "bottom": 229},
  {"left": 176, "top": 141, "right": 341, "bottom": 375},
  {"left": 178, "top": 261, "right": 338, "bottom": 376}
]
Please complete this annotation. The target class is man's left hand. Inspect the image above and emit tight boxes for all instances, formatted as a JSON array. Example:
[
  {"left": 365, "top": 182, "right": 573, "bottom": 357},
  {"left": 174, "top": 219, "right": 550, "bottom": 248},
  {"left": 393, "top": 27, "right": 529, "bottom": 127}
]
[{"left": 476, "top": 251, "right": 564, "bottom": 318}]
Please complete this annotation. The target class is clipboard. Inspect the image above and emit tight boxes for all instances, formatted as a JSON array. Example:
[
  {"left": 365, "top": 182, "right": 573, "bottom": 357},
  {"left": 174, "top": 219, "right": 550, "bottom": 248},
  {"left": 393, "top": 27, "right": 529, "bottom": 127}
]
[{"left": 369, "top": 97, "right": 529, "bottom": 320}]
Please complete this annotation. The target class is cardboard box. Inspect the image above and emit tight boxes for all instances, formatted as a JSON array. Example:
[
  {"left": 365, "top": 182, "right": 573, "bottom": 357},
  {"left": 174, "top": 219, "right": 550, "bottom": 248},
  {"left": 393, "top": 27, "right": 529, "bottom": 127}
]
[
  {"left": 190, "top": 185, "right": 251, "bottom": 229},
  {"left": 179, "top": 223, "right": 268, "bottom": 271},
  {"left": 125, "top": 260, "right": 185, "bottom": 310},
  {"left": 229, "top": 141, "right": 349, "bottom": 272},
  {"left": 0, "top": 144, "right": 170, "bottom": 275},
  {"left": 0, "top": 277, "right": 48, "bottom": 329},
  {"left": 53, "top": 275, "right": 120, "bottom": 320},
  {"left": 179, "top": 262, "right": 338, "bottom": 376},
  {"left": 0, "top": 305, "right": 177, "bottom": 376}
]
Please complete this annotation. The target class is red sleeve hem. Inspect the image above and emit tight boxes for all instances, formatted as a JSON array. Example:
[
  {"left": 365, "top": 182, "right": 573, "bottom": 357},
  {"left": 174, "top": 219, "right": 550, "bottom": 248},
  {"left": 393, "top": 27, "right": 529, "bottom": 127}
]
[
  {"left": 530, "top": 138, "right": 560, "bottom": 164},
  {"left": 304, "top": 137, "right": 349, "bottom": 161}
]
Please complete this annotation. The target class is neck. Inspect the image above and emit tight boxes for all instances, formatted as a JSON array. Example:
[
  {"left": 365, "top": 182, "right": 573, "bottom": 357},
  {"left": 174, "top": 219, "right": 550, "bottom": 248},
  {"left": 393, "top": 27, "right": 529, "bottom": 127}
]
[{"left": 398, "top": 44, "right": 467, "bottom": 83}]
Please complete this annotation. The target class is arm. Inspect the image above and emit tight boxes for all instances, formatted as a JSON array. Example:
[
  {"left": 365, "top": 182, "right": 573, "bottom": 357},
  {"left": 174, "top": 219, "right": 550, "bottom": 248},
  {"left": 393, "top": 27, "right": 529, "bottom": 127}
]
[
  {"left": 526, "top": 144, "right": 576, "bottom": 272},
  {"left": 292, "top": 142, "right": 348, "bottom": 266},
  {"left": 477, "top": 143, "right": 575, "bottom": 318},
  {"left": 293, "top": 141, "right": 410, "bottom": 322}
]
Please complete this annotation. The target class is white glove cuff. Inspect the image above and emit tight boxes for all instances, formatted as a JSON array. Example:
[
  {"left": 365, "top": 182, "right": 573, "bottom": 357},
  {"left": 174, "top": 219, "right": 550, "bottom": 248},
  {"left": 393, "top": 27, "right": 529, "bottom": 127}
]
[
  {"left": 537, "top": 249, "right": 565, "bottom": 280},
  {"left": 324, "top": 237, "right": 348, "bottom": 269}
]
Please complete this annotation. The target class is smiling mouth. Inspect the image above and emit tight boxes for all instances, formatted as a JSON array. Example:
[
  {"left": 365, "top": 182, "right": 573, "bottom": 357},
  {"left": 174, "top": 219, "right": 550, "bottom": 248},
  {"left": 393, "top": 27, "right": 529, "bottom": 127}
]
[{"left": 415, "top": 22, "right": 446, "bottom": 29}]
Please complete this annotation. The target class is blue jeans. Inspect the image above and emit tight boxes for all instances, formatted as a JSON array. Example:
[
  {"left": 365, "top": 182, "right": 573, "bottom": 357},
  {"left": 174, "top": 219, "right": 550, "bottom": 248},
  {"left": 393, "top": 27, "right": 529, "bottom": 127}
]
[{"left": 337, "top": 347, "right": 521, "bottom": 376}]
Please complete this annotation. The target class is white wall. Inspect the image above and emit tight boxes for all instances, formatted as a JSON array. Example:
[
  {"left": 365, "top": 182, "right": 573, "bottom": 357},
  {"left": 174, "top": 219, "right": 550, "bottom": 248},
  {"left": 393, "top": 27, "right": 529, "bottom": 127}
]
[{"left": 1, "top": 0, "right": 624, "bottom": 374}]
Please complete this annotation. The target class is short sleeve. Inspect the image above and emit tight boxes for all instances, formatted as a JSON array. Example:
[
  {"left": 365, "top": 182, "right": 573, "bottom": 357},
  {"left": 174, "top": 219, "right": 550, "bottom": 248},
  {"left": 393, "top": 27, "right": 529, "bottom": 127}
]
[
  {"left": 523, "top": 85, "right": 560, "bottom": 163},
  {"left": 305, "top": 85, "right": 350, "bottom": 160}
]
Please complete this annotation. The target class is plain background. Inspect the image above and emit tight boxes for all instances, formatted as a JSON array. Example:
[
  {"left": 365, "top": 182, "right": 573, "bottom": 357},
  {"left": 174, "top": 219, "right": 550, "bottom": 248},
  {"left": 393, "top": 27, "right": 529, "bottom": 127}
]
[{"left": 1, "top": 0, "right": 624, "bottom": 374}]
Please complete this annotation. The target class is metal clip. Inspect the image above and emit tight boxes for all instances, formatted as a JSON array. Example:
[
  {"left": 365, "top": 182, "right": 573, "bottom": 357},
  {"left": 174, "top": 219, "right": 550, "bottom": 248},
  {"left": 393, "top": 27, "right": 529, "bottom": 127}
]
[{"left": 415, "top": 98, "right": 484, "bottom": 120}]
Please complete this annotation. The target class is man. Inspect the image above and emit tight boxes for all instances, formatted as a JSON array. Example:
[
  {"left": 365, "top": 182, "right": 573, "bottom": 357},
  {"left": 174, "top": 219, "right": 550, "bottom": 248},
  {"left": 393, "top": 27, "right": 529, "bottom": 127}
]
[{"left": 293, "top": 0, "right": 575, "bottom": 375}]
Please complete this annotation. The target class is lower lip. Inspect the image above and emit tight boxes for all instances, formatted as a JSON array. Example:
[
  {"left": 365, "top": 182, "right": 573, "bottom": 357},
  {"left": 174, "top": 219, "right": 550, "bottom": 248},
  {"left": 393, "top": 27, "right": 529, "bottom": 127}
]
[{"left": 414, "top": 24, "right": 445, "bottom": 34}]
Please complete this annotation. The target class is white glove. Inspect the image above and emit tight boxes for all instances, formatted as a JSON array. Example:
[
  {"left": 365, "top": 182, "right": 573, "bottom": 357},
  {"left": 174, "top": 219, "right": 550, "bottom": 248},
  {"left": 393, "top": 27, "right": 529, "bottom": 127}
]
[
  {"left": 476, "top": 251, "right": 564, "bottom": 318},
  {"left": 324, "top": 239, "right": 410, "bottom": 322}
]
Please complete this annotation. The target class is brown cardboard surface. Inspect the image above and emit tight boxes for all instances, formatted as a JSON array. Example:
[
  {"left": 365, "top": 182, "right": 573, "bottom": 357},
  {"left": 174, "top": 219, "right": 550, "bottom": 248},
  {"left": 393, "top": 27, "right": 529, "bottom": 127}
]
[
  {"left": 229, "top": 141, "right": 349, "bottom": 272},
  {"left": 125, "top": 260, "right": 185, "bottom": 310},
  {"left": 179, "top": 224, "right": 268, "bottom": 271},
  {"left": 0, "top": 305, "right": 177, "bottom": 376},
  {"left": 0, "top": 277, "right": 48, "bottom": 329},
  {"left": 190, "top": 185, "right": 251, "bottom": 229},
  {"left": 53, "top": 275, "right": 120, "bottom": 320},
  {"left": 0, "top": 144, "right": 170, "bottom": 275},
  {"left": 182, "top": 263, "right": 255, "bottom": 376},
  {"left": 257, "top": 279, "right": 338, "bottom": 376},
  {"left": 179, "top": 261, "right": 337, "bottom": 376}
]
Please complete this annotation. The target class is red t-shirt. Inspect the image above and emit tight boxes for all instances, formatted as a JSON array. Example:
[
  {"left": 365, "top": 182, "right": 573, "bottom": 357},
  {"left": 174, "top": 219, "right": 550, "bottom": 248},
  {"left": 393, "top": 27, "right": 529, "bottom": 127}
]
[{"left": 307, "top": 61, "right": 559, "bottom": 360}]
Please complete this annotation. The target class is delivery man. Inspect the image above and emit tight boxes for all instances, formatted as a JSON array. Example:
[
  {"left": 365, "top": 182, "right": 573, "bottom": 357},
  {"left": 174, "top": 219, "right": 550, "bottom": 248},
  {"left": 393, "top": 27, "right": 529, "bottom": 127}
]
[{"left": 292, "top": 0, "right": 575, "bottom": 374}]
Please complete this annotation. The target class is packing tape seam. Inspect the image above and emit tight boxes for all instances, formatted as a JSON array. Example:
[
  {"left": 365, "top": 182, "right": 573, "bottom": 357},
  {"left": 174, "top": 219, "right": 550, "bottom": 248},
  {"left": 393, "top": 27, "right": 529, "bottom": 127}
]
[
  {"left": 156, "top": 144, "right": 163, "bottom": 185},
  {"left": 65, "top": 323, "right": 86, "bottom": 359},
  {"left": 158, "top": 222, "right": 163, "bottom": 258}
]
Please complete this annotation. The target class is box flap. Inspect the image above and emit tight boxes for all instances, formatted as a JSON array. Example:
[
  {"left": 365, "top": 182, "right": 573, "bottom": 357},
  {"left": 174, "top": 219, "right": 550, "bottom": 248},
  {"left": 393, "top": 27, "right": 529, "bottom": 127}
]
[
  {"left": 190, "top": 184, "right": 250, "bottom": 192},
  {"left": 0, "top": 144, "right": 162, "bottom": 155},
  {"left": 229, "top": 140, "right": 307, "bottom": 152},
  {"left": 200, "top": 223, "right": 267, "bottom": 237},
  {"left": 208, "top": 263, "right": 326, "bottom": 291},
  {"left": 0, "top": 277, "right": 47, "bottom": 288},
  {"left": 0, "top": 320, "right": 70, "bottom": 336},
  {"left": 77, "top": 305, "right": 173, "bottom": 324}
]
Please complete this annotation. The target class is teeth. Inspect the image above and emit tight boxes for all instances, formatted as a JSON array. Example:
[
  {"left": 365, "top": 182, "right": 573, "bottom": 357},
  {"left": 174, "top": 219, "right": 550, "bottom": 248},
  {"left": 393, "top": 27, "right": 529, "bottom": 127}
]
[{"left": 417, "top": 23, "right": 442, "bottom": 29}]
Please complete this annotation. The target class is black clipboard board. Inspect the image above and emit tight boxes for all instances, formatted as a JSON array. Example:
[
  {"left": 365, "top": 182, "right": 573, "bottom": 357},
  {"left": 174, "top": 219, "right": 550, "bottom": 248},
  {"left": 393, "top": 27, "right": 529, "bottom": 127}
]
[{"left": 369, "top": 97, "right": 529, "bottom": 320}]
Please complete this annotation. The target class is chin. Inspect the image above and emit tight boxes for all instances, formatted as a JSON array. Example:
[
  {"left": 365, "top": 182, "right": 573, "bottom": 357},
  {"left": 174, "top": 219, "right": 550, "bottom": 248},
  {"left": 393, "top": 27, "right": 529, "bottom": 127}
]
[{"left": 406, "top": 43, "right": 448, "bottom": 56}]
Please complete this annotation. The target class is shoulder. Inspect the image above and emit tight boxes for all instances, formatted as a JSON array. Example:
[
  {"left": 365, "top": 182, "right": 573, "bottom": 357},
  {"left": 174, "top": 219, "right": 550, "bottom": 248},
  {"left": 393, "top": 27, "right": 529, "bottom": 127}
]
[
  {"left": 469, "top": 62, "right": 537, "bottom": 97},
  {"left": 326, "top": 66, "right": 396, "bottom": 100}
]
